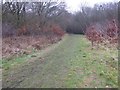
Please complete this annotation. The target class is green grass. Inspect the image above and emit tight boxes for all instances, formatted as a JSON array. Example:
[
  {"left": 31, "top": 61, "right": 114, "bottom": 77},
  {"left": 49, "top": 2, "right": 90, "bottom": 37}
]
[
  {"left": 3, "top": 34, "right": 118, "bottom": 88},
  {"left": 64, "top": 35, "right": 118, "bottom": 88}
]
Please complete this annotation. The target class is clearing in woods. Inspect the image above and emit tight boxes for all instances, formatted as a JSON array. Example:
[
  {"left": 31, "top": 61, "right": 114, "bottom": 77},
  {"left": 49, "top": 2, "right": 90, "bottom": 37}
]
[{"left": 3, "top": 34, "right": 118, "bottom": 88}]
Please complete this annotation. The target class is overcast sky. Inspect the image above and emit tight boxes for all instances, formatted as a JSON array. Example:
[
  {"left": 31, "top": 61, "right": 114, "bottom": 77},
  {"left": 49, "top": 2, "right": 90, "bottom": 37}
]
[
  {"left": 2, "top": 0, "right": 119, "bottom": 13},
  {"left": 65, "top": 0, "right": 119, "bottom": 12}
]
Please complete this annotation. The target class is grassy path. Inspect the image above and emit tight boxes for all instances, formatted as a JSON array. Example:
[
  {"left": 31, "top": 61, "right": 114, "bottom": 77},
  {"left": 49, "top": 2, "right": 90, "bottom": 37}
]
[{"left": 3, "top": 34, "right": 118, "bottom": 88}]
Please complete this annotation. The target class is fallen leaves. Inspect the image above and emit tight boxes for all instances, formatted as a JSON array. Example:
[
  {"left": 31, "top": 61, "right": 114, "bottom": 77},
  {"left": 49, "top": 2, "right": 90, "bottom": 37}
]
[{"left": 2, "top": 35, "right": 62, "bottom": 59}]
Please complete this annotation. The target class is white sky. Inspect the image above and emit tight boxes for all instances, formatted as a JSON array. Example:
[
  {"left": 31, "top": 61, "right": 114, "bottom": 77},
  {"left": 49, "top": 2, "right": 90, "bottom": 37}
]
[
  {"left": 2, "top": 0, "right": 119, "bottom": 13},
  {"left": 65, "top": 0, "right": 119, "bottom": 12}
]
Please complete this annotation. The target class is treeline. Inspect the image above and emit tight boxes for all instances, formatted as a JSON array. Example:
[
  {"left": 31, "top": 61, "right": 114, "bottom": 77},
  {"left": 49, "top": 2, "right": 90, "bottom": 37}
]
[
  {"left": 2, "top": 1, "right": 66, "bottom": 37},
  {"left": 66, "top": 2, "right": 118, "bottom": 34},
  {"left": 2, "top": 1, "right": 118, "bottom": 36}
]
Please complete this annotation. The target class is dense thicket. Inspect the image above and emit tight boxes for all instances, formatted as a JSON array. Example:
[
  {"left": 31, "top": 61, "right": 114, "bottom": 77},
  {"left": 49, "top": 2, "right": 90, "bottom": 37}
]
[
  {"left": 66, "top": 2, "right": 118, "bottom": 34},
  {"left": 2, "top": 1, "right": 66, "bottom": 37},
  {"left": 2, "top": 1, "right": 118, "bottom": 36}
]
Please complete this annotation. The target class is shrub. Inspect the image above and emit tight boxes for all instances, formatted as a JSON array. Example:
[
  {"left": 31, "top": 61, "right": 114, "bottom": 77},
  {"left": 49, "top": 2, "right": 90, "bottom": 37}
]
[
  {"left": 85, "top": 19, "right": 118, "bottom": 48},
  {"left": 50, "top": 24, "right": 65, "bottom": 36}
]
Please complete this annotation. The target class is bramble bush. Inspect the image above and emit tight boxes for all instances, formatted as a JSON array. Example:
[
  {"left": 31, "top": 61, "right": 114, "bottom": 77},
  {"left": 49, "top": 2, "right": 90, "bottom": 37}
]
[
  {"left": 50, "top": 24, "right": 65, "bottom": 36},
  {"left": 85, "top": 19, "right": 118, "bottom": 48}
]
